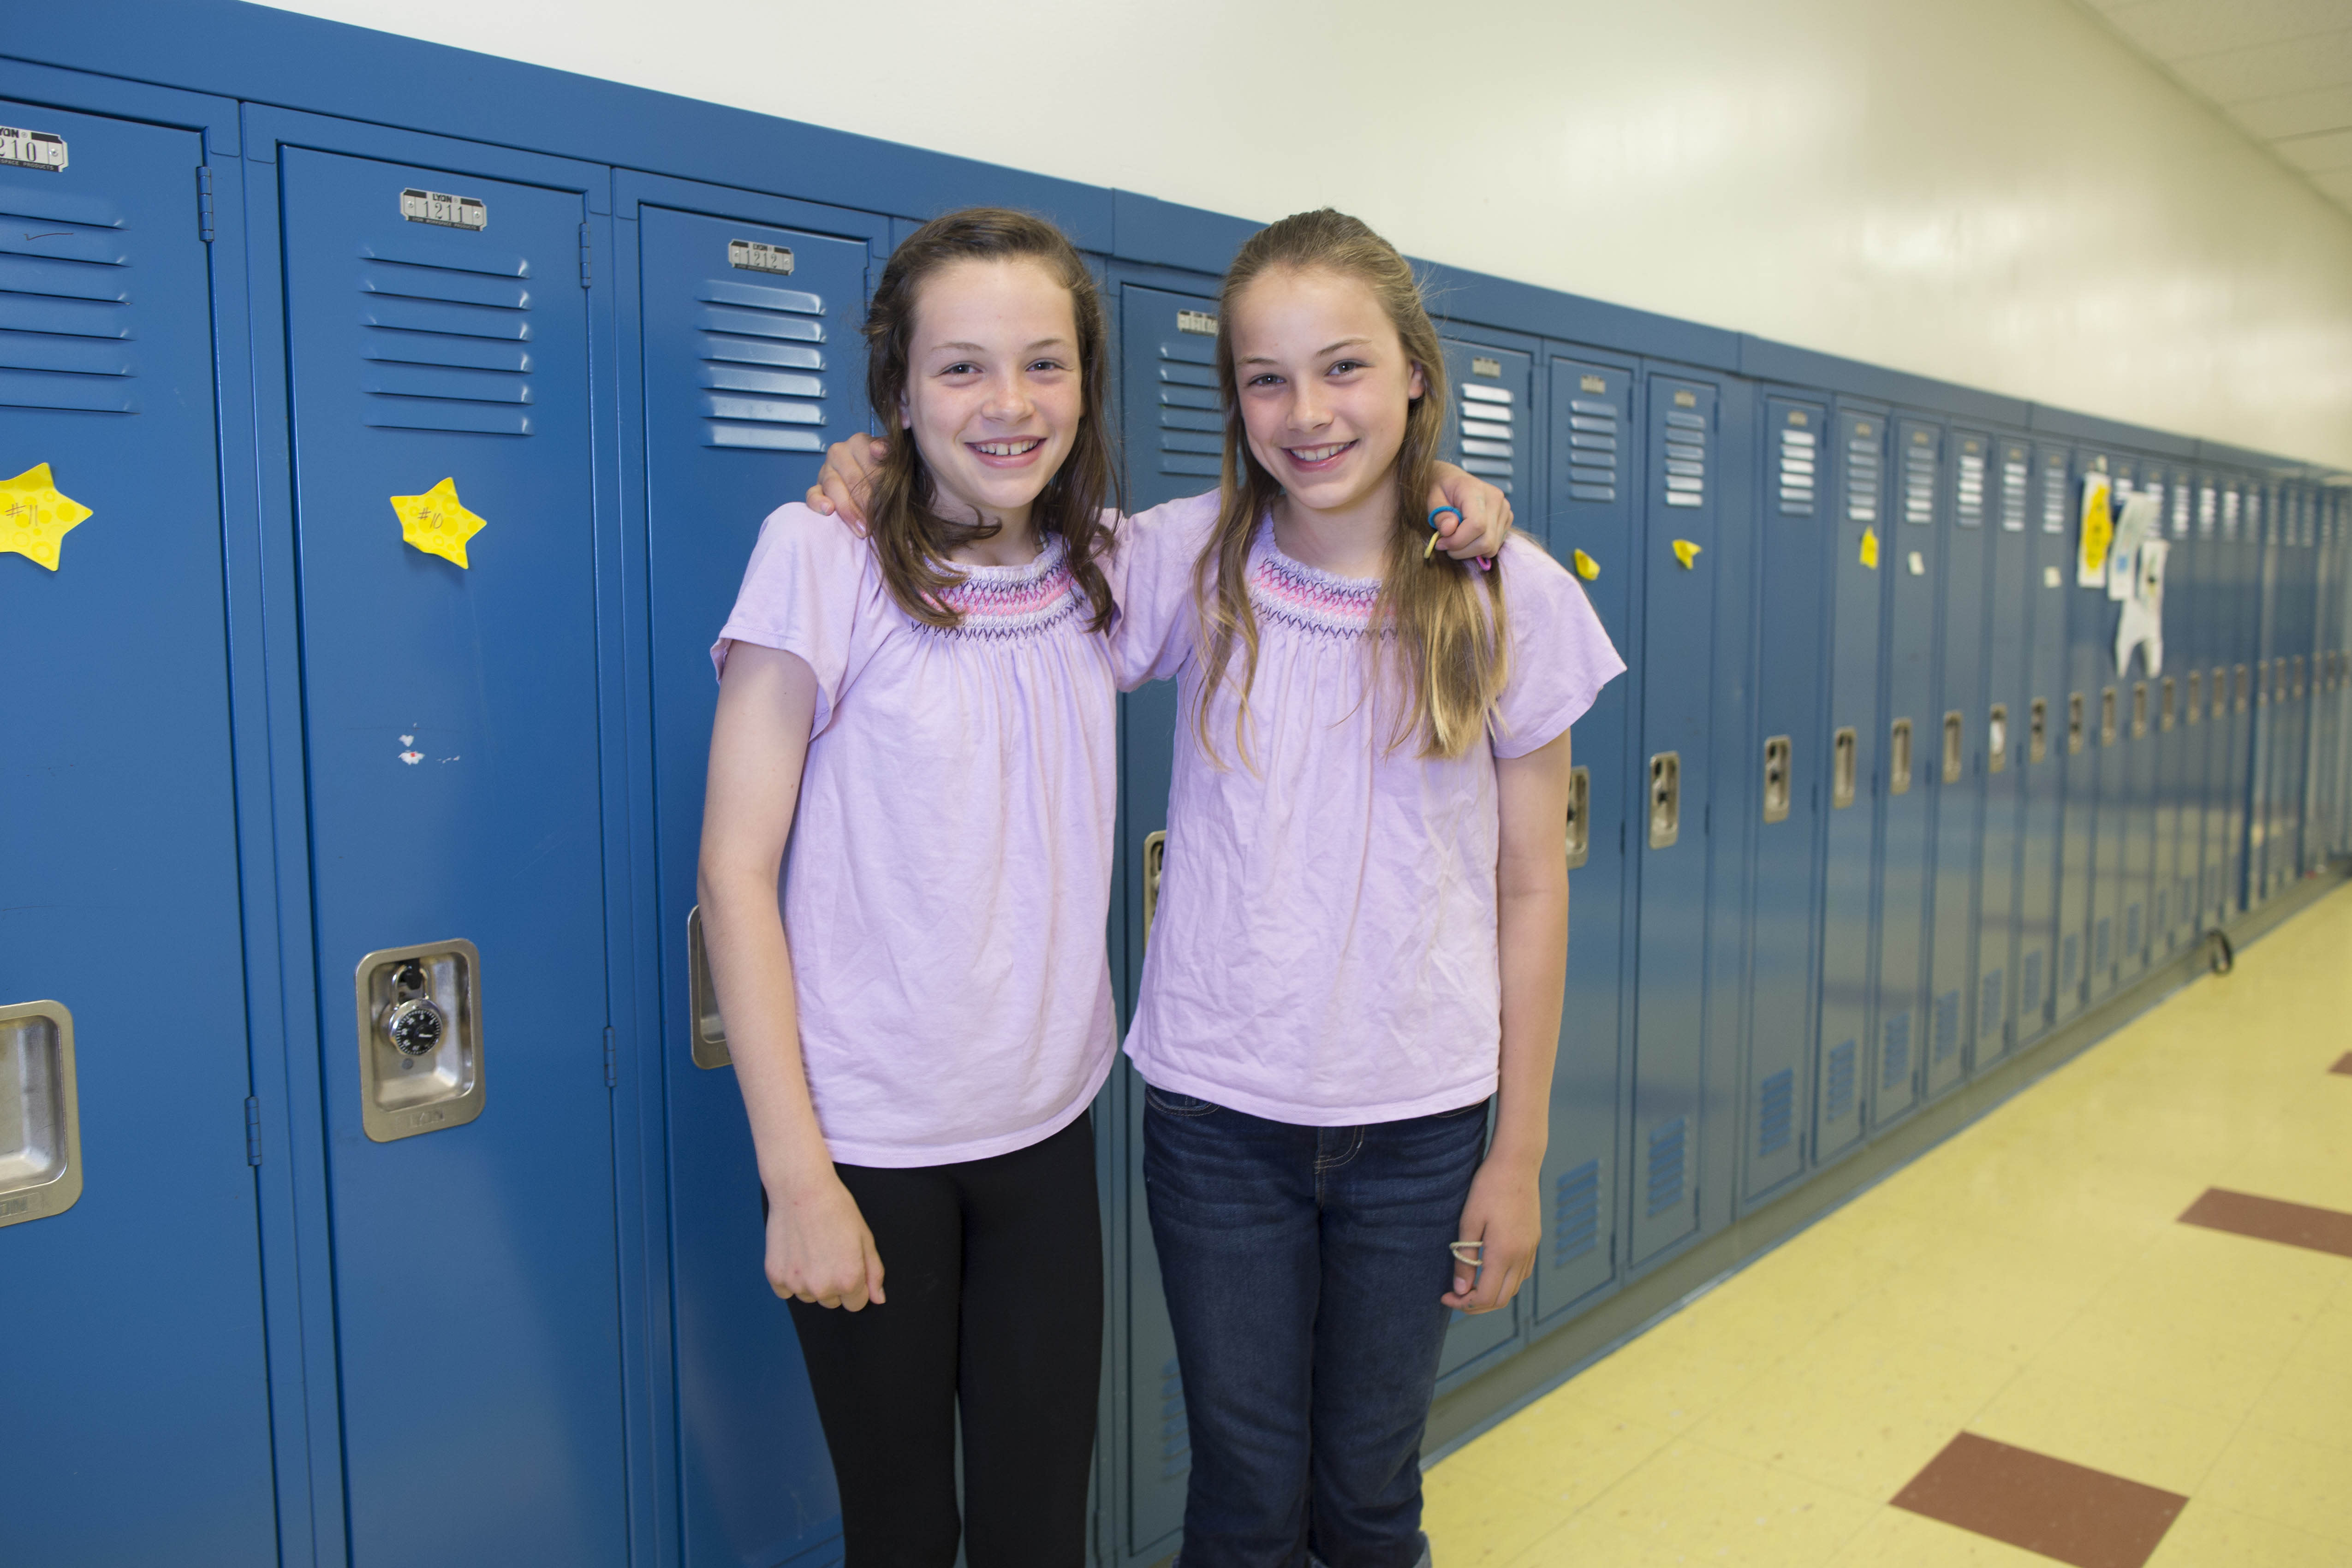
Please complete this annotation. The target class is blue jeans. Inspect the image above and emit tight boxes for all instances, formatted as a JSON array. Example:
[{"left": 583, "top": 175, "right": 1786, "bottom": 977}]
[{"left": 1143, "top": 1087, "right": 1489, "bottom": 1568}]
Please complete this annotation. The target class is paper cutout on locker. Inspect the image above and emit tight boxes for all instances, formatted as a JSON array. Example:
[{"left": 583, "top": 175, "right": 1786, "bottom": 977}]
[
  {"left": 0, "top": 463, "right": 93, "bottom": 571},
  {"left": 390, "top": 477, "right": 487, "bottom": 568},
  {"left": 1671, "top": 538, "right": 1701, "bottom": 569},
  {"left": 1859, "top": 526, "right": 1879, "bottom": 570},
  {"left": 2077, "top": 473, "right": 2113, "bottom": 587},
  {"left": 2114, "top": 536, "right": 2168, "bottom": 677},
  {"left": 2107, "top": 493, "right": 2158, "bottom": 602},
  {"left": 1572, "top": 548, "right": 1599, "bottom": 580}
]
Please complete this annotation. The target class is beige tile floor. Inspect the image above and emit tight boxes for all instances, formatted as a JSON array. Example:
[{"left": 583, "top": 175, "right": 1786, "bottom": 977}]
[{"left": 1426, "top": 881, "right": 2352, "bottom": 1566}]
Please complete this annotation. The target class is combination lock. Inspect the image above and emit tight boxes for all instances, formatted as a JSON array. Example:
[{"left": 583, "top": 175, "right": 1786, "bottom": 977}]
[{"left": 383, "top": 960, "right": 446, "bottom": 1056}]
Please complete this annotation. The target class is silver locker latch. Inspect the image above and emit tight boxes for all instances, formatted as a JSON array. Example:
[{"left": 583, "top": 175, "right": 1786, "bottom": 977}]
[
  {"left": 2131, "top": 682, "right": 2149, "bottom": 739},
  {"left": 2068, "top": 693, "right": 2085, "bottom": 754},
  {"left": 354, "top": 941, "right": 484, "bottom": 1141},
  {"left": 686, "top": 906, "right": 730, "bottom": 1070},
  {"left": 1942, "top": 712, "right": 1965, "bottom": 784},
  {"left": 1564, "top": 766, "right": 1590, "bottom": 869},
  {"left": 1142, "top": 831, "right": 1168, "bottom": 941},
  {"left": 1831, "top": 727, "right": 1857, "bottom": 810},
  {"left": 2101, "top": 687, "right": 2119, "bottom": 747},
  {"left": 1761, "top": 736, "right": 1792, "bottom": 823},
  {"left": 1647, "top": 753, "right": 1680, "bottom": 848},
  {"left": 1889, "top": 719, "right": 1913, "bottom": 796},
  {"left": 2029, "top": 698, "right": 2048, "bottom": 764},
  {"left": 0, "top": 1000, "right": 82, "bottom": 1228},
  {"left": 1988, "top": 704, "right": 2008, "bottom": 773}
]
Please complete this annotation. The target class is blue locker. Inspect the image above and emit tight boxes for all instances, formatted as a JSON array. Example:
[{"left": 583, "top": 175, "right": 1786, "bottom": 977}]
[
  {"left": 1743, "top": 396, "right": 1829, "bottom": 1195},
  {"left": 2155, "top": 469, "right": 2196, "bottom": 956},
  {"left": 2013, "top": 446, "right": 2072, "bottom": 1046},
  {"left": 630, "top": 187, "right": 881, "bottom": 1568},
  {"left": 1435, "top": 335, "right": 1533, "bottom": 1380},
  {"left": 0, "top": 95, "right": 279, "bottom": 1567},
  {"left": 2214, "top": 478, "right": 2251, "bottom": 926},
  {"left": 1628, "top": 370, "right": 1719, "bottom": 1264},
  {"left": 1113, "top": 279, "right": 1223, "bottom": 1562},
  {"left": 1535, "top": 354, "right": 1635, "bottom": 1322},
  {"left": 2248, "top": 482, "right": 2280, "bottom": 909},
  {"left": 2286, "top": 491, "right": 2318, "bottom": 882},
  {"left": 1872, "top": 419, "right": 1941, "bottom": 1126},
  {"left": 2054, "top": 451, "right": 2104, "bottom": 1020},
  {"left": 1926, "top": 430, "right": 1991, "bottom": 1094},
  {"left": 2087, "top": 457, "right": 2129, "bottom": 1002},
  {"left": 271, "top": 143, "right": 629, "bottom": 1567},
  {"left": 2115, "top": 465, "right": 2156, "bottom": 985},
  {"left": 1973, "top": 438, "right": 2034, "bottom": 1067},
  {"left": 1813, "top": 407, "right": 1888, "bottom": 1160}
]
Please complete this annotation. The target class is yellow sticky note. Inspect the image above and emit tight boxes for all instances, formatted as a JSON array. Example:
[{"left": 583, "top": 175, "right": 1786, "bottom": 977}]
[
  {"left": 0, "top": 462, "right": 94, "bottom": 571},
  {"left": 1672, "top": 538, "right": 1701, "bottom": 569},
  {"left": 391, "top": 476, "right": 487, "bottom": 568},
  {"left": 1859, "top": 526, "right": 1880, "bottom": 570},
  {"left": 2078, "top": 476, "right": 2113, "bottom": 587},
  {"left": 1572, "top": 548, "right": 1599, "bottom": 580}
]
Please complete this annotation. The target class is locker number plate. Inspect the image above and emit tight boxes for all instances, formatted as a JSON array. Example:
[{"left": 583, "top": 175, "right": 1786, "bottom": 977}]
[
  {"left": 729, "top": 239, "right": 795, "bottom": 274},
  {"left": 0, "top": 126, "right": 67, "bottom": 172},
  {"left": 400, "top": 188, "right": 488, "bottom": 230},
  {"left": 1177, "top": 309, "right": 1218, "bottom": 336}
]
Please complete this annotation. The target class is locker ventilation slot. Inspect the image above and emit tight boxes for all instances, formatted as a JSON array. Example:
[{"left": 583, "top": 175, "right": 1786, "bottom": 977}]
[
  {"left": 1565, "top": 397, "right": 1619, "bottom": 502},
  {"left": 1551, "top": 1158, "right": 1600, "bottom": 1265},
  {"left": 1155, "top": 329, "right": 1222, "bottom": 478},
  {"left": 0, "top": 186, "right": 137, "bottom": 414},
  {"left": 1903, "top": 435, "right": 1935, "bottom": 525},
  {"left": 2042, "top": 462, "right": 2069, "bottom": 535},
  {"left": 2197, "top": 486, "right": 2216, "bottom": 538},
  {"left": 1846, "top": 430, "right": 1880, "bottom": 523},
  {"left": 1882, "top": 1011, "right": 1911, "bottom": 1089},
  {"left": 1155, "top": 1357, "right": 1190, "bottom": 1481},
  {"left": 2061, "top": 932, "right": 2079, "bottom": 989},
  {"left": 1824, "top": 1041, "right": 1857, "bottom": 1125},
  {"left": 1933, "top": 990, "right": 1961, "bottom": 1061},
  {"left": 1777, "top": 425, "right": 1816, "bottom": 516},
  {"left": 1956, "top": 443, "right": 1985, "bottom": 526},
  {"left": 1979, "top": 970, "right": 2003, "bottom": 1037},
  {"left": 1644, "top": 1118, "right": 1687, "bottom": 1215},
  {"left": 1457, "top": 378, "right": 1516, "bottom": 494},
  {"left": 697, "top": 277, "right": 828, "bottom": 451},
  {"left": 2021, "top": 950, "right": 2043, "bottom": 1015},
  {"left": 359, "top": 243, "right": 534, "bottom": 435},
  {"left": 1661, "top": 408, "right": 1705, "bottom": 508},
  {"left": 2000, "top": 451, "right": 2028, "bottom": 531},
  {"left": 2172, "top": 482, "right": 2191, "bottom": 538},
  {"left": 2094, "top": 917, "right": 2111, "bottom": 971},
  {"left": 1756, "top": 1069, "right": 1794, "bottom": 1158}
]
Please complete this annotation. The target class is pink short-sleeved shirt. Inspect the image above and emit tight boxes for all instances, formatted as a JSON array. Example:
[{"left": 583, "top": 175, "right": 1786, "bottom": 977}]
[
  {"left": 712, "top": 504, "right": 1119, "bottom": 1167},
  {"left": 1114, "top": 493, "right": 1626, "bottom": 1126}
]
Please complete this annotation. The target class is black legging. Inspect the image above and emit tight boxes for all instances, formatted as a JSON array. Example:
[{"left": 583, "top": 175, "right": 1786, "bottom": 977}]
[{"left": 779, "top": 1111, "right": 1102, "bottom": 1567}]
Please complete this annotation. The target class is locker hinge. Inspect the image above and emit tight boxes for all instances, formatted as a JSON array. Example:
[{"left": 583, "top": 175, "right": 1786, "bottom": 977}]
[
  {"left": 196, "top": 166, "right": 216, "bottom": 244},
  {"left": 603, "top": 1026, "right": 617, "bottom": 1088},
  {"left": 578, "top": 221, "right": 593, "bottom": 288},
  {"left": 244, "top": 1095, "right": 262, "bottom": 1165}
]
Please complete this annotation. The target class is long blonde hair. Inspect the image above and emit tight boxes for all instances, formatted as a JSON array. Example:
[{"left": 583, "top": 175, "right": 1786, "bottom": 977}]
[{"left": 1192, "top": 208, "right": 1508, "bottom": 763}]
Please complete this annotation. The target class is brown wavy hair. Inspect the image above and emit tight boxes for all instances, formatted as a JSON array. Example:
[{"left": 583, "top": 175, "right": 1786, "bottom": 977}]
[
  {"left": 859, "top": 208, "right": 1120, "bottom": 632},
  {"left": 1193, "top": 208, "right": 1508, "bottom": 762}
]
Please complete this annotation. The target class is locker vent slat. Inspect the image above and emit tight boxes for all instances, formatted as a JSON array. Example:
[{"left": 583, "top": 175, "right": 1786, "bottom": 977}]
[
  {"left": 1882, "top": 1010, "right": 1911, "bottom": 1089},
  {"left": 1661, "top": 407, "right": 1704, "bottom": 509},
  {"left": 700, "top": 275, "right": 826, "bottom": 451},
  {"left": 1956, "top": 440, "right": 1985, "bottom": 526},
  {"left": 2043, "top": 460, "right": 2069, "bottom": 535},
  {"left": 1825, "top": 1040, "right": 1858, "bottom": 1124},
  {"left": 1933, "top": 989, "right": 1961, "bottom": 1061},
  {"left": 1158, "top": 331, "right": 1222, "bottom": 478},
  {"left": 1978, "top": 969, "right": 2003, "bottom": 1038},
  {"left": 1566, "top": 397, "right": 1619, "bottom": 502},
  {"left": 1846, "top": 431, "right": 1880, "bottom": 523},
  {"left": 1644, "top": 1118, "right": 1687, "bottom": 1215},
  {"left": 1756, "top": 1069, "right": 1794, "bottom": 1157},
  {"left": 1457, "top": 372, "right": 1516, "bottom": 494},
  {"left": 2000, "top": 449, "right": 2028, "bottom": 531},
  {"left": 1777, "top": 423, "right": 1815, "bottom": 516},
  {"left": 1903, "top": 432, "right": 1935, "bottom": 525},
  {"left": 2198, "top": 484, "right": 2217, "bottom": 538},
  {"left": 360, "top": 250, "right": 531, "bottom": 435},
  {"left": 1551, "top": 1158, "right": 1601, "bottom": 1264},
  {"left": 2021, "top": 950, "right": 2043, "bottom": 1015},
  {"left": 0, "top": 204, "right": 137, "bottom": 414}
]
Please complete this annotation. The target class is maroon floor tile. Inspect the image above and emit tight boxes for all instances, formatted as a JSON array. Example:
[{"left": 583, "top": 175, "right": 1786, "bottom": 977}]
[
  {"left": 1893, "top": 1432, "right": 2187, "bottom": 1568},
  {"left": 2178, "top": 1188, "right": 2352, "bottom": 1260},
  {"left": 2331, "top": 1052, "right": 2352, "bottom": 1076}
]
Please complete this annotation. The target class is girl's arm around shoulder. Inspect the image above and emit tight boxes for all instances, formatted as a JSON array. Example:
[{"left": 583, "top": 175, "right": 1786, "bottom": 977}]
[
  {"left": 1489, "top": 535, "right": 1628, "bottom": 760},
  {"left": 710, "top": 501, "right": 886, "bottom": 735},
  {"left": 1104, "top": 490, "right": 1224, "bottom": 691}
]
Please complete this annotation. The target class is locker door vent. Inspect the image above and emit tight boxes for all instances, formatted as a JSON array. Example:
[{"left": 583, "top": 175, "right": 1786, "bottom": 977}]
[
  {"left": 1155, "top": 327, "right": 1222, "bottom": 479},
  {"left": 1661, "top": 406, "right": 1705, "bottom": 509},
  {"left": 359, "top": 241, "right": 535, "bottom": 435},
  {"left": 2000, "top": 447, "right": 2028, "bottom": 531},
  {"left": 2021, "top": 950, "right": 2043, "bottom": 1015},
  {"left": 1457, "top": 378, "right": 1517, "bottom": 494},
  {"left": 697, "top": 277, "right": 828, "bottom": 451},
  {"left": 1643, "top": 1118, "right": 1687, "bottom": 1215},
  {"left": 1979, "top": 969, "right": 2003, "bottom": 1037},
  {"left": 1551, "top": 1158, "right": 1600, "bottom": 1265},
  {"left": 2061, "top": 932, "right": 2079, "bottom": 989},
  {"left": 2172, "top": 479, "right": 2191, "bottom": 538},
  {"left": 1882, "top": 1011, "right": 1911, "bottom": 1089},
  {"left": 1846, "top": 427, "right": 1880, "bottom": 522},
  {"left": 2198, "top": 484, "right": 2217, "bottom": 537},
  {"left": 1933, "top": 989, "right": 1961, "bottom": 1061},
  {"left": 1956, "top": 440, "right": 1986, "bottom": 527},
  {"left": 1902, "top": 431, "right": 1935, "bottom": 525},
  {"left": 1776, "top": 424, "right": 1815, "bottom": 516},
  {"left": 1155, "top": 1357, "right": 1191, "bottom": 1481},
  {"left": 1564, "top": 396, "right": 1619, "bottom": 502},
  {"left": 1756, "top": 1069, "right": 1794, "bottom": 1158},
  {"left": 2042, "top": 459, "right": 2069, "bottom": 534},
  {"left": 1824, "top": 1041, "right": 1857, "bottom": 1124},
  {"left": 2094, "top": 917, "right": 2111, "bottom": 971},
  {"left": 0, "top": 184, "right": 137, "bottom": 414}
]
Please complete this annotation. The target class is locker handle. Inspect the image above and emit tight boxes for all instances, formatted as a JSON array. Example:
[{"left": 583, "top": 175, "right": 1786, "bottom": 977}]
[
  {"left": 1889, "top": 719, "right": 1912, "bottom": 796},
  {"left": 2029, "top": 698, "right": 2048, "bottom": 764},
  {"left": 2186, "top": 672, "right": 2201, "bottom": 726},
  {"left": 1648, "top": 753, "right": 1681, "bottom": 848},
  {"left": 2101, "top": 686, "right": 2118, "bottom": 747},
  {"left": 0, "top": 999, "right": 82, "bottom": 1229},
  {"left": 2214, "top": 667, "right": 2227, "bottom": 721},
  {"left": 1941, "top": 711, "right": 1964, "bottom": 784},
  {"left": 2067, "top": 692, "right": 2085, "bottom": 755},
  {"left": 1831, "top": 727, "right": 1857, "bottom": 809},
  {"left": 1762, "top": 736, "right": 1792, "bottom": 823},
  {"left": 1564, "top": 766, "right": 1591, "bottom": 869},
  {"left": 2131, "top": 681, "right": 2149, "bottom": 740},
  {"left": 2234, "top": 664, "right": 2248, "bottom": 713},
  {"left": 686, "top": 905, "right": 730, "bottom": 1069},
  {"left": 1142, "top": 830, "right": 1167, "bottom": 943},
  {"left": 1988, "top": 704, "right": 2008, "bottom": 773},
  {"left": 354, "top": 941, "right": 484, "bottom": 1140}
]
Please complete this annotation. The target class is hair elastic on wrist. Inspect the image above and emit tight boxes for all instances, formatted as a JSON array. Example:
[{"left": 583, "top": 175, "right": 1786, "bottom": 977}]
[{"left": 1425, "top": 505, "right": 1493, "bottom": 571}]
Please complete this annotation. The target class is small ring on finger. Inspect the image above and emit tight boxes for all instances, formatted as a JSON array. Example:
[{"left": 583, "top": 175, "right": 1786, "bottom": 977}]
[{"left": 1448, "top": 1241, "right": 1485, "bottom": 1265}]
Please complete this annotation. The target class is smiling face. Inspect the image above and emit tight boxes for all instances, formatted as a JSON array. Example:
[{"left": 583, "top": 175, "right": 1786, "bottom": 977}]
[
  {"left": 900, "top": 256, "right": 1083, "bottom": 537},
  {"left": 1229, "top": 263, "right": 1426, "bottom": 532}
]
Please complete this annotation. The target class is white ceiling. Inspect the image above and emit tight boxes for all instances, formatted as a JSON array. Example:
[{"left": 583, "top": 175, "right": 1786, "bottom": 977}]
[{"left": 2079, "top": 0, "right": 2352, "bottom": 218}]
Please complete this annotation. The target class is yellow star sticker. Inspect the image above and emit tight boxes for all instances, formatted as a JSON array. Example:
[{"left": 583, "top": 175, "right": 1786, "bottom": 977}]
[
  {"left": 0, "top": 463, "right": 94, "bottom": 571},
  {"left": 390, "top": 477, "right": 486, "bottom": 568}
]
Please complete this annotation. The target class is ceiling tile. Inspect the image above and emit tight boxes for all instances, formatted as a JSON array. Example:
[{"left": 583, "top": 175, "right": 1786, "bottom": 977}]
[
  {"left": 2169, "top": 26, "right": 2352, "bottom": 102},
  {"left": 2272, "top": 124, "right": 2352, "bottom": 170},
  {"left": 2231, "top": 83, "right": 2352, "bottom": 137},
  {"left": 2102, "top": 0, "right": 2352, "bottom": 61}
]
